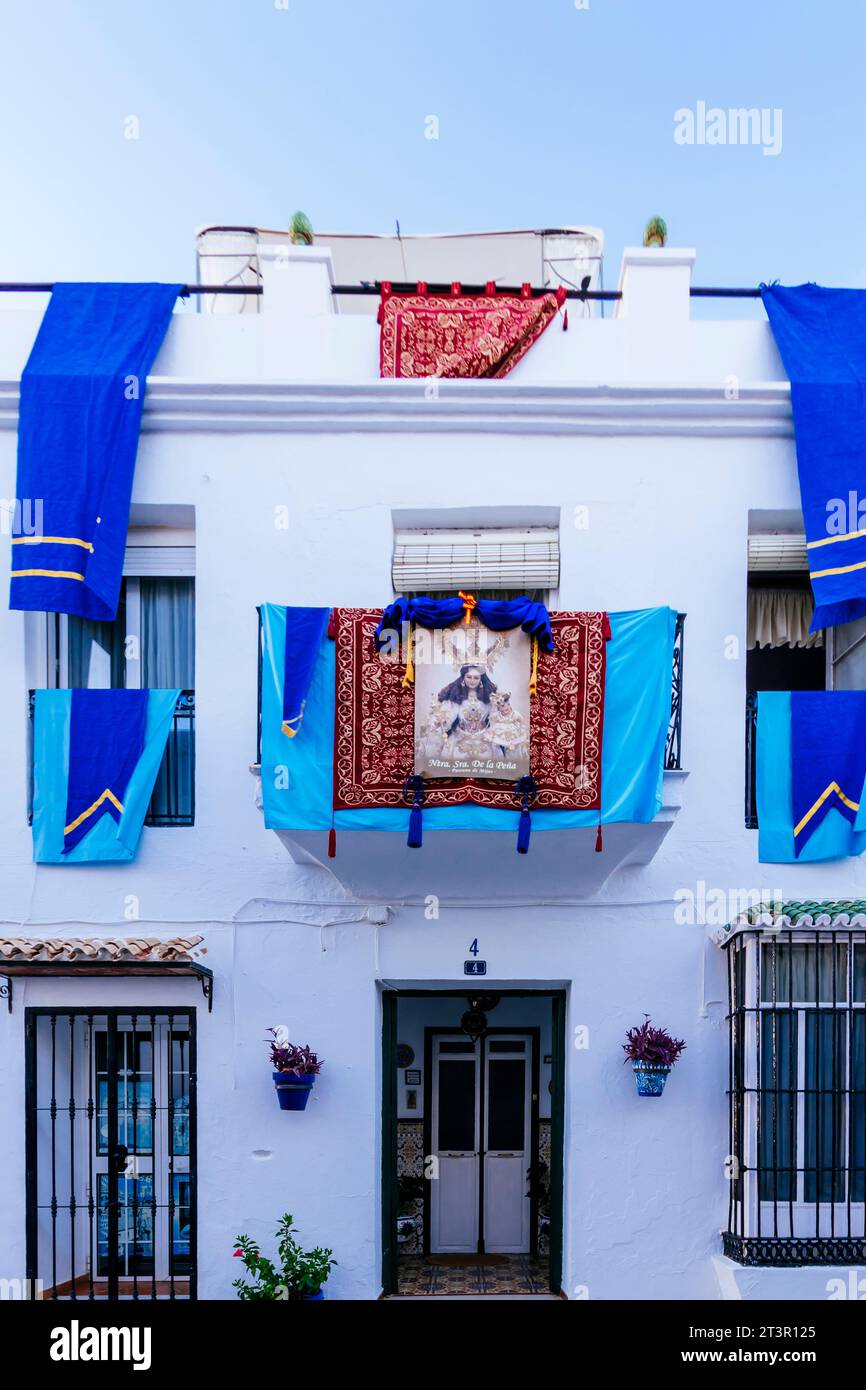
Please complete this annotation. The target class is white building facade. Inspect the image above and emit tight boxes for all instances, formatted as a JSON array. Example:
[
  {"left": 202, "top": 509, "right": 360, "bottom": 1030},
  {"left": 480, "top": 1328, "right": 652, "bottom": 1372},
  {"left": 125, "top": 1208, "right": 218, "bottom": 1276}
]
[{"left": 0, "top": 235, "right": 864, "bottom": 1302}]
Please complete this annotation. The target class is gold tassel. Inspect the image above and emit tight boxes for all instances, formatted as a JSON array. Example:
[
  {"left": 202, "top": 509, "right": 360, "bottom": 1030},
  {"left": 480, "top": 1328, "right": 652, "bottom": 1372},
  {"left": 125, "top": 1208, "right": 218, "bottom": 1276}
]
[
  {"left": 529, "top": 636, "right": 539, "bottom": 696},
  {"left": 402, "top": 622, "right": 415, "bottom": 688},
  {"left": 458, "top": 591, "right": 477, "bottom": 625}
]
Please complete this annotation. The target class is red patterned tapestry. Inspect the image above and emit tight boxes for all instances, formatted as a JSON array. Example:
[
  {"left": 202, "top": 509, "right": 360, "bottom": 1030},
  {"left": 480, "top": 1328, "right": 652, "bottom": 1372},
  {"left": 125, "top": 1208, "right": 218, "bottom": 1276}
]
[
  {"left": 333, "top": 608, "right": 609, "bottom": 811},
  {"left": 379, "top": 281, "right": 567, "bottom": 380}
]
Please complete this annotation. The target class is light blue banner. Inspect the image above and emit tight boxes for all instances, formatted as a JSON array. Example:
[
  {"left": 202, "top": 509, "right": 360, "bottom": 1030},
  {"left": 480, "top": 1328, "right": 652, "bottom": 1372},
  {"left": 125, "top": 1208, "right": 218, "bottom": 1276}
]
[
  {"left": 32, "top": 688, "right": 180, "bottom": 863},
  {"left": 757, "top": 690, "right": 866, "bottom": 862},
  {"left": 261, "top": 604, "right": 676, "bottom": 833}
]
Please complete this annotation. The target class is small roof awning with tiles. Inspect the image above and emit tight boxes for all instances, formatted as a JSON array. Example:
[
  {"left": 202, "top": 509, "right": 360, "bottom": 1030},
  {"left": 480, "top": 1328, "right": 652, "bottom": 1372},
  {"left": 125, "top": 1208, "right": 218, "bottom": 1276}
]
[
  {"left": 715, "top": 899, "right": 866, "bottom": 945},
  {"left": 0, "top": 936, "right": 213, "bottom": 1011}
]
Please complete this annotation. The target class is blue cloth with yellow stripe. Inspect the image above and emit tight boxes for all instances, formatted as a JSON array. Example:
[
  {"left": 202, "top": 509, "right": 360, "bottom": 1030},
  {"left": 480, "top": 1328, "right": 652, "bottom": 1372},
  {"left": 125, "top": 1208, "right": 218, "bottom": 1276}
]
[
  {"left": 10, "top": 283, "right": 181, "bottom": 621},
  {"left": 757, "top": 691, "right": 866, "bottom": 862},
  {"left": 762, "top": 284, "right": 866, "bottom": 631},
  {"left": 32, "top": 688, "right": 180, "bottom": 863}
]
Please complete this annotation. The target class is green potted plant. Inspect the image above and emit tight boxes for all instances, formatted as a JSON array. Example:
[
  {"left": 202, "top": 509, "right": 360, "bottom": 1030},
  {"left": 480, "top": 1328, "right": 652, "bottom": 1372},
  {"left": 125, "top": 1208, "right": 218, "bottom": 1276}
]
[
  {"left": 233, "top": 1213, "right": 335, "bottom": 1301},
  {"left": 643, "top": 216, "right": 668, "bottom": 248},
  {"left": 289, "top": 211, "right": 314, "bottom": 245},
  {"left": 623, "top": 1016, "right": 685, "bottom": 1096},
  {"left": 268, "top": 1028, "right": 323, "bottom": 1111}
]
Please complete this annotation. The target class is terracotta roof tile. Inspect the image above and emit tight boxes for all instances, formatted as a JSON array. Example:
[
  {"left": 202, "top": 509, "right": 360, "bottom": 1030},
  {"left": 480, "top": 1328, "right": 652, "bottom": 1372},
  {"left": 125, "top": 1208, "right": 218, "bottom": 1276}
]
[
  {"left": 0, "top": 936, "right": 205, "bottom": 963},
  {"left": 716, "top": 899, "right": 866, "bottom": 943}
]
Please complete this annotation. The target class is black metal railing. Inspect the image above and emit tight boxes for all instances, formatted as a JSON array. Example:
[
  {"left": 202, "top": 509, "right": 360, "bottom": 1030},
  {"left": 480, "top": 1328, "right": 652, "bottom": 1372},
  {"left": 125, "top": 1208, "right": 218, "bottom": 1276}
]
[
  {"left": 745, "top": 693, "right": 758, "bottom": 828},
  {"left": 27, "top": 691, "right": 195, "bottom": 829},
  {"left": 723, "top": 928, "right": 866, "bottom": 1266},
  {"left": 665, "top": 613, "right": 686, "bottom": 771}
]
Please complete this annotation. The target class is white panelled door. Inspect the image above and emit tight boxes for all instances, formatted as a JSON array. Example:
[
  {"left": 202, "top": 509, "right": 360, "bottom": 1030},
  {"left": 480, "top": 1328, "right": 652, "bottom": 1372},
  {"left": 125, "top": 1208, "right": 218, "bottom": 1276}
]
[
  {"left": 483, "top": 1036, "right": 532, "bottom": 1253},
  {"left": 430, "top": 1037, "right": 480, "bottom": 1254},
  {"left": 429, "top": 1033, "right": 532, "bottom": 1255}
]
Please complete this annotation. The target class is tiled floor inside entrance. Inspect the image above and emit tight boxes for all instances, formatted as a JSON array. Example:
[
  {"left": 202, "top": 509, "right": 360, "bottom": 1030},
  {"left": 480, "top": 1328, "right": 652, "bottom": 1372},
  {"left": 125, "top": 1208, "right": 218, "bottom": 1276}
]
[{"left": 397, "top": 1255, "right": 549, "bottom": 1296}]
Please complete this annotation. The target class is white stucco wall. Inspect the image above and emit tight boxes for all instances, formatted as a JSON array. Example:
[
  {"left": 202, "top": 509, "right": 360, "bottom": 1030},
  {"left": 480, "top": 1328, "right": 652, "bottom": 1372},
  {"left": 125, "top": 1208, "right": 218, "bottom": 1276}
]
[{"left": 0, "top": 247, "right": 860, "bottom": 1300}]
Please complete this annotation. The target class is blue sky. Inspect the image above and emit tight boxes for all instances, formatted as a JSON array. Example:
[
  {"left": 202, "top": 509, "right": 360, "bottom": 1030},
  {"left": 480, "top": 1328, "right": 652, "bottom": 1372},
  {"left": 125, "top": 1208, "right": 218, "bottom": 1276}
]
[{"left": 1, "top": 0, "right": 862, "bottom": 316}]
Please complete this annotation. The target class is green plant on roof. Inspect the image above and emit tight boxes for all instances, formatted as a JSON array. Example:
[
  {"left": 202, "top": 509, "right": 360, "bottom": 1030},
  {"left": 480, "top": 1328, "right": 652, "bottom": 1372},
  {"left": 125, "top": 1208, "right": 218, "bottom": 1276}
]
[
  {"left": 643, "top": 216, "right": 668, "bottom": 248},
  {"left": 290, "top": 211, "right": 314, "bottom": 246}
]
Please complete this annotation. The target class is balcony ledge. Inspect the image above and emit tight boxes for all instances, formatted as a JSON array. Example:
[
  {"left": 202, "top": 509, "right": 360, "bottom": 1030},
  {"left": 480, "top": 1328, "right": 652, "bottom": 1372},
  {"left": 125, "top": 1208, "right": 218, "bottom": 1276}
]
[{"left": 250, "top": 766, "right": 686, "bottom": 905}]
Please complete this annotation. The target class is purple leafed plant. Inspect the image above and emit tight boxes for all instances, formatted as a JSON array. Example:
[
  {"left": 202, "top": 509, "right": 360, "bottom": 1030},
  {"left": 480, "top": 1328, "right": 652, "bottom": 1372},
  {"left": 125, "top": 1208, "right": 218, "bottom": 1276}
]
[
  {"left": 622, "top": 1016, "right": 686, "bottom": 1069},
  {"left": 267, "top": 1028, "right": 323, "bottom": 1076}
]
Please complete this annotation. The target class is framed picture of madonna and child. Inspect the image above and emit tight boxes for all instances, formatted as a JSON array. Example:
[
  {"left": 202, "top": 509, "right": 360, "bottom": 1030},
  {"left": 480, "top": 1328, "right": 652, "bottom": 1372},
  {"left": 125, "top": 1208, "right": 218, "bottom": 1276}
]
[{"left": 414, "top": 621, "right": 531, "bottom": 781}]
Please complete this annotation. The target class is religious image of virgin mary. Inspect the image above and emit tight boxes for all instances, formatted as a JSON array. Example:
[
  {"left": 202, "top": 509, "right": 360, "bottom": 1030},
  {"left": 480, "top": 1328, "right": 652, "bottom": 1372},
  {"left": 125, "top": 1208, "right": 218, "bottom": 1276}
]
[{"left": 420, "top": 663, "right": 501, "bottom": 764}]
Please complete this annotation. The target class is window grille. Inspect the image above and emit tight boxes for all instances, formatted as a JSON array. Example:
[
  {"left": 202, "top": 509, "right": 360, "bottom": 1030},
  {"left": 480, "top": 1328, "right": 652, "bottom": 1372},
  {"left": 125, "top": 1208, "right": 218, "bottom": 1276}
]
[
  {"left": 723, "top": 929, "right": 866, "bottom": 1265},
  {"left": 25, "top": 1009, "right": 197, "bottom": 1299}
]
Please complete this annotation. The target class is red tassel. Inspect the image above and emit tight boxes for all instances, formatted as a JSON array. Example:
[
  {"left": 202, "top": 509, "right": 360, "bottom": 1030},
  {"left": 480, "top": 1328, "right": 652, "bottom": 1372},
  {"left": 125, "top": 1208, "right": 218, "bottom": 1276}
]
[
  {"left": 595, "top": 822, "right": 603, "bottom": 853},
  {"left": 328, "top": 827, "right": 337, "bottom": 858},
  {"left": 417, "top": 280, "right": 428, "bottom": 296},
  {"left": 555, "top": 285, "right": 567, "bottom": 307},
  {"left": 485, "top": 280, "right": 496, "bottom": 297},
  {"left": 327, "top": 609, "right": 336, "bottom": 640},
  {"left": 562, "top": 308, "right": 569, "bottom": 332},
  {"left": 521, "top": 281, "right": 532, "bottom": 300},
  {"left": 451, "top": 281, "right": 461, "bottom": 297}
]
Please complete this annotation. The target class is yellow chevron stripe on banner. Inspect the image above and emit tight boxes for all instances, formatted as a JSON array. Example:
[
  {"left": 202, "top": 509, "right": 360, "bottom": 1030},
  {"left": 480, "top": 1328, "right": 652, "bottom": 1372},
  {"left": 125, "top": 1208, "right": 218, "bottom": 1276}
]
[
  {"left": 64, "top": 788, "right": 125, "bottom": 837},
  {"left": 794, "top": 780, "right": 860, "bottom": 839}
]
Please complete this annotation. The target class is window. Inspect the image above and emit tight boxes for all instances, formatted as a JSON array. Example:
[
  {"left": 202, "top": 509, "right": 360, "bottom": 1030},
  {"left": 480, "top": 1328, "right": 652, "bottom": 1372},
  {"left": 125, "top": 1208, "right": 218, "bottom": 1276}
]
[
  {"left": 723, "top": 930, "right": 866, "bottom": 1265},
  {"left": 744, "top": 535, "right": 866, "bottom": 826},
  {"left": 25, "top": 1009, "right": 196, "bottom": 1299},
  {"left": 392, "top": 526, "right": 560, "bottom": 596},
  {"left": 49, "top": 576, "right": 194, "bottom": 694},
  {"left": 28, "top": 538, "right": 195, "bottom": 827}
]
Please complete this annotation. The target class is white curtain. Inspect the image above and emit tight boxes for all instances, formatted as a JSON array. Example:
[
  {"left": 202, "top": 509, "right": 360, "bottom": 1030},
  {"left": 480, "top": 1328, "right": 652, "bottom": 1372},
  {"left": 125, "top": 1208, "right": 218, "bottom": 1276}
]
[
  {"left": 141, "top": 578, "right": 194, "bottom": 687},
  {"left": 748, "top": 589, "right": 823, "bottom": 650},
  {"left": 141, "top": 578, "right": 195, "bottom": 821}
]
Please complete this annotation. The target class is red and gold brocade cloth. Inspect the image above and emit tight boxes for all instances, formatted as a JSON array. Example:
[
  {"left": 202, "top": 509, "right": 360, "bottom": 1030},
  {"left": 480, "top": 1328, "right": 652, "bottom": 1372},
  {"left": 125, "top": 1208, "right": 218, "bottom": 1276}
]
[
  {"left": 378, "top": 281, "right": 567, "bottom": 380},
  {"left": 333, "top": 608, "right": 610, "bottom": 811}
]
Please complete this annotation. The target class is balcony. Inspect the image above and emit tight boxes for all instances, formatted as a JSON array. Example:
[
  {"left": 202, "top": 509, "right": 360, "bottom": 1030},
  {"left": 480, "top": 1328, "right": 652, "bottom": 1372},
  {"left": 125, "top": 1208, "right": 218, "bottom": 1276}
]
[
  {"left": 253, "top": 616, "right": 686, "bottom": 904},
  {"left": 27, "top": 690, "right": 195, "bottom": 828}
]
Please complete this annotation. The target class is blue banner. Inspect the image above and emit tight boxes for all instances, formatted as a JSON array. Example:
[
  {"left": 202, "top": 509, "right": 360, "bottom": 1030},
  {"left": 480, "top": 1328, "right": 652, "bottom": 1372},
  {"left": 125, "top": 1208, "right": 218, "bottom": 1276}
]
[
  {"left": 791, "top": 692, "right": 866, "bottom": 856},
  {"left": 32, "top": 689, "right": 180, "bottom": 863},
  {"left": 281, "top": 607, "right": 330, "bottom": 736},
  {"left": 757, "top": 691, "right": 866, "bottom": 862},
  {"left": 762, "top": 284, "right": 866, "bottom": 630},
  {"left": 10, "top": 283, "right": 181, "bottom": 621},
  {"left": 64, "top": 690, "right": 148, "bottom": 852}
]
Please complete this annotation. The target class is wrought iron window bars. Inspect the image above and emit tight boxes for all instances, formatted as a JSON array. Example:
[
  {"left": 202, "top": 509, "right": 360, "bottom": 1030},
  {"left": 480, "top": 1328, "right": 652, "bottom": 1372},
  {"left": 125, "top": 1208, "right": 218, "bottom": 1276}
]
[
  {"left": 723, "top": 928, "right": 866, "bottom": 1266},
  {"left": 25, "top": 1008, "right": 197, "bottom": 1300}
]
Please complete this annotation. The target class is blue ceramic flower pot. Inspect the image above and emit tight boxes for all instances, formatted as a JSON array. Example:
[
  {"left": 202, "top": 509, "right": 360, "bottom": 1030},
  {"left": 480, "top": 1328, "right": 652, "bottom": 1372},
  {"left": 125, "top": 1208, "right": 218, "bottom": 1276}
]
[
  {"left": 632, "top": 1063, "right": 671, "bottom": 1097},
  {"left": 273, "top": 1071, "right": 315, "bottom": 1111}
]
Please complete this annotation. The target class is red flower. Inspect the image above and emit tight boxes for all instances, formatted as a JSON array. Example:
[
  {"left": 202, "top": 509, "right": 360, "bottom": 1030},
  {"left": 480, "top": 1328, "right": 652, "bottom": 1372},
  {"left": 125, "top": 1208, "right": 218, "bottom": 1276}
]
[{"left": 233, "top": 1248, "right": 243, "bottom": 1257}]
